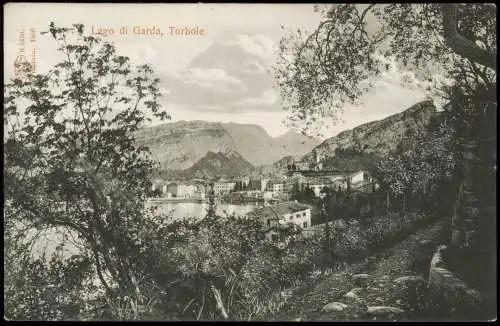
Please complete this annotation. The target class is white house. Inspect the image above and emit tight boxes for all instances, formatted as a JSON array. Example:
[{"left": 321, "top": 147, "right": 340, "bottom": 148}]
[
  {"left": 258, "top": 201, "right": 312, "bottom": 232},
  {"left": 349, "top": 171, "right": 365, "bottom": 184},
  {"left": 241, "top": 176, "right": 251, "bottom": 187},
  {"left": 263, "top": 191, "right": 274, "bottom": 201},
  {"left": 295, "top": 162, "right": 310, "bottom": 171},
  {"left": 287, "top": 172, "right": 308, "bottom": 192},
  {"left": 260, "top": 178, "right": 270, "bottom": 192},
  {"left": 306, "top": 177, "right": 335, "bottom": 197},
  {"left": 266, "top": 180, "right": 286, "bottom": 198},
  {"left": 213, "top": 181, "right": 236, "bottom": 195},
  {"left": 309, "top": 183, "right": 328, "bottom": 198},
  {"left": 166, "top": 182, "right": 198, "bottom": 198}
]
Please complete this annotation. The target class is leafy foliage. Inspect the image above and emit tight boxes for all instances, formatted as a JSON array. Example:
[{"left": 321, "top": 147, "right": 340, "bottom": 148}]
[
  {"left": 4, "top": 252, "right": 95, "bottom": 320},
  {"left": 4, "top": 23, "right": 170, "bottom": 319},
  {"left": 374, "top": 117, "right": 457, "bottom": 196},
  {"left": 274, "top": 4, "right": 496, "bottom": 135}
]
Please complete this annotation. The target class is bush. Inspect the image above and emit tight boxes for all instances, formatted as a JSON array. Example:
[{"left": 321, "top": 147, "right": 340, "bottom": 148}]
[
  {"left": 308, "top": 211, "right": 431, "bottom": 269},
  {"left": 4, "top": 252, "right": 96, "bottom": 320}
]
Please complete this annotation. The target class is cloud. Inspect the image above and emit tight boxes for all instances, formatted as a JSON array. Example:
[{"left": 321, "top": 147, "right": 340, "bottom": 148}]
[
  {"left": 231, "top": 89, "right": 278, "bottom": 109},
  {"left": 118, "top": 42, "right": 159, "bottom": 66},
  {"left": 172, "top": 67, "right": 246, "bottom": 93},
  {"left": 220, "top": 34, "right": 275, "bottom": 61},
  {"left": 197, "top": 104, "right": 234, "bottom": 112},
  {"left": 160, "top": 33, "right": 279, "bottom": 113}
]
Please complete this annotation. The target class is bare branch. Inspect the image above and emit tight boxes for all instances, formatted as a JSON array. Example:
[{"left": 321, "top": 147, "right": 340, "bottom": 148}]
[
  {"left": 360, "top": 4, "right": 376, "bottom": 23},
  {"left": 210, "top": 284, "right": 229, "bottom": 320}
]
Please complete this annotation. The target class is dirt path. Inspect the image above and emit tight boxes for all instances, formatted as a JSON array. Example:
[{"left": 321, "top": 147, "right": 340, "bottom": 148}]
[{"left": 265, "top": 218, "right": 449, "bottom": 321}]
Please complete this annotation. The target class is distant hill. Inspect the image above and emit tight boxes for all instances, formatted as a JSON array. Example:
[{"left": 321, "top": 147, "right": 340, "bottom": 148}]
[
  {"left": 135, "top": 121, "right": 321, "bottom": 172},
  {"left": 160, "top": 149, "right": 255, "bottom": 179}
]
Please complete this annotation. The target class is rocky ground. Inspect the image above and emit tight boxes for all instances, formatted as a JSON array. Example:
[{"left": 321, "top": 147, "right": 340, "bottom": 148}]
[{"left": 265, "top": 218, "right": 450, "bottom": 322}]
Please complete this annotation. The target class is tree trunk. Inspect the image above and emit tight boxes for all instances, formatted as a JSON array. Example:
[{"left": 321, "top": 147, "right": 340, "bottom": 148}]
[
  {"left": 403, "top": 192, "right": 407, "bottom": 213},
  {"left": 450, "top": 149, "right": 478, "bottom": 248},
  {"left": 386, "top": 189, "right": 391, "bottom": 214},
  {"left": 441, "top": 4, "right": 496, "bottom": 70},
  {"left": 451, "top": 105, "right": 492, "bottom": 249},
  {"left": 439, "top": 3, "right": 496, "bottom": 250}
]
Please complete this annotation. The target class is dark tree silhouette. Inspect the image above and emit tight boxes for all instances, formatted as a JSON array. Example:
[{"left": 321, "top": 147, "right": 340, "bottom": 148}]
[{"left": 206, "top": 182, "right": 217, "bottom": 218}]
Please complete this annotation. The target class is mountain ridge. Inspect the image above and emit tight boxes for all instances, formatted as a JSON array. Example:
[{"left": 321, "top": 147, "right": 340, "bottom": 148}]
[
  {"left": 135, "top": 120, "right": 321, "bottom": 171},
  {"left": 301, "top": 100, "right": 437, "bottom": 166}
]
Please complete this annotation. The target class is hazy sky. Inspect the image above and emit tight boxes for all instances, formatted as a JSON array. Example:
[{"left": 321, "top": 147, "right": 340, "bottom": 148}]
[{"left": 4, "top": 3, "right": 430, "bottom": 139}]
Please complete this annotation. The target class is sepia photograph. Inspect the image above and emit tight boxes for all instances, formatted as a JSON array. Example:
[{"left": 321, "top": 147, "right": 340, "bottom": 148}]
[{"left": 3, "top": 2, "right": 497, "bottom": 321}]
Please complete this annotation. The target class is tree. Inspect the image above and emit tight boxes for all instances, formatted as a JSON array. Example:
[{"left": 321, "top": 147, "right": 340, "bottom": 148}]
[
  {"left": 4, "top": 22, "right": 171, "bottom": 315},
  {"left": 206, "top": 182, "right": 217, "bottom": 218},
  {"left": 274, "top": 4, "right": 496, "bottom": 250},
  {"left": 233, "top": 181, "right": 241, "bottom": 192},
  {"left": 319, "top": 200, "right": 334, "bottom": 270},
  {"left": 374, "top": 110, "right": 459, "bottom": 214},
  {"left": 301, "top": 186, "right": 316, "bottom": 204},
  {"left": 149, "top": 188, "right": 163, "bottom": 198},
  {"left": 320, "top": 186, "right": 330, "bottom": 200}
]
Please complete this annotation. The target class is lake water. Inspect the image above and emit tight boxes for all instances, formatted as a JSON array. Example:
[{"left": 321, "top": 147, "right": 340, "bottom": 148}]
[
  {"left": 148, "top": 201, "right": 262, "bottom": 220},
  {"left": 10, "top": 202, "right": 261, "bottom": 264}
]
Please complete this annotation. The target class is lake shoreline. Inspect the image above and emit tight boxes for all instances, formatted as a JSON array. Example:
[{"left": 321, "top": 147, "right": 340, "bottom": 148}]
[{"left": 147, "top": 197, "right": 207, "bottom": 203}]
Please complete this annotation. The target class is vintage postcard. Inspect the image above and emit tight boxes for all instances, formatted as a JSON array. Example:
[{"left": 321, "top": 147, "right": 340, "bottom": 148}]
[{"left": 3, "top": 2, "right": 496, "bottom": 322}]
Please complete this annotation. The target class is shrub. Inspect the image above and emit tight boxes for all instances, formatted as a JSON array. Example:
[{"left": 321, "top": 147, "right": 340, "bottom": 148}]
[{"left": 4, "top": 252, "right": 96, "bottom": 320}]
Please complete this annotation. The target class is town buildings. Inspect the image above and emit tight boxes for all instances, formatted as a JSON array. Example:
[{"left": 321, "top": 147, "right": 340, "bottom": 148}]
[{"left": 148, "top": 168, "right": 372, "bottom": 203}]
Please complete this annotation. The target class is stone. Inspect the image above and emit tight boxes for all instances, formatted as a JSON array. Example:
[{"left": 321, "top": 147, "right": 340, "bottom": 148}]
[
  {"left": 350, "top": 287, "right": 363, "bottom": 295},
  {"left": 367, "top": 306, "right": 405, "bottom": 315},
  {"left": 322, "top": 302, "right": 348, "bottom": 312},
  {"left": 353, "top": 273, "right": 371, "bottom": 286},
  {"left": 343, "top": 291, "right": 359, "bottom": 301},
  {"left": 394, "top": 276, "right": 425, "bottom": 284},
  {"left": 353, "top": 273, "right": 370, "bottom": 280}
]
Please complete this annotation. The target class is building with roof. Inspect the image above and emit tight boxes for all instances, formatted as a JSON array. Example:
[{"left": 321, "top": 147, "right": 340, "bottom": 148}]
[
  {"left": 213, "top": 181, "right": 236, "bottom": 195},
  {"left": 287, "top": 172, "right": 308, "bottom": 190},
  {"left": 309, "top": 183, "right": 329, "bottom": 198},
  {"left": 258, "top": 201, "right": 312, "bottom": 232},
  {"left": 349, "top": 170, "right": 365, "bottom": 184},
  {"left": 295, "top": 162, "right": 310, "bottom": 171},
  {"left": 166, "top": 182, "right": 198, "bottom": 198},
  {"left": 266, "top": 179, "right": 286, "bottom": 197}
]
